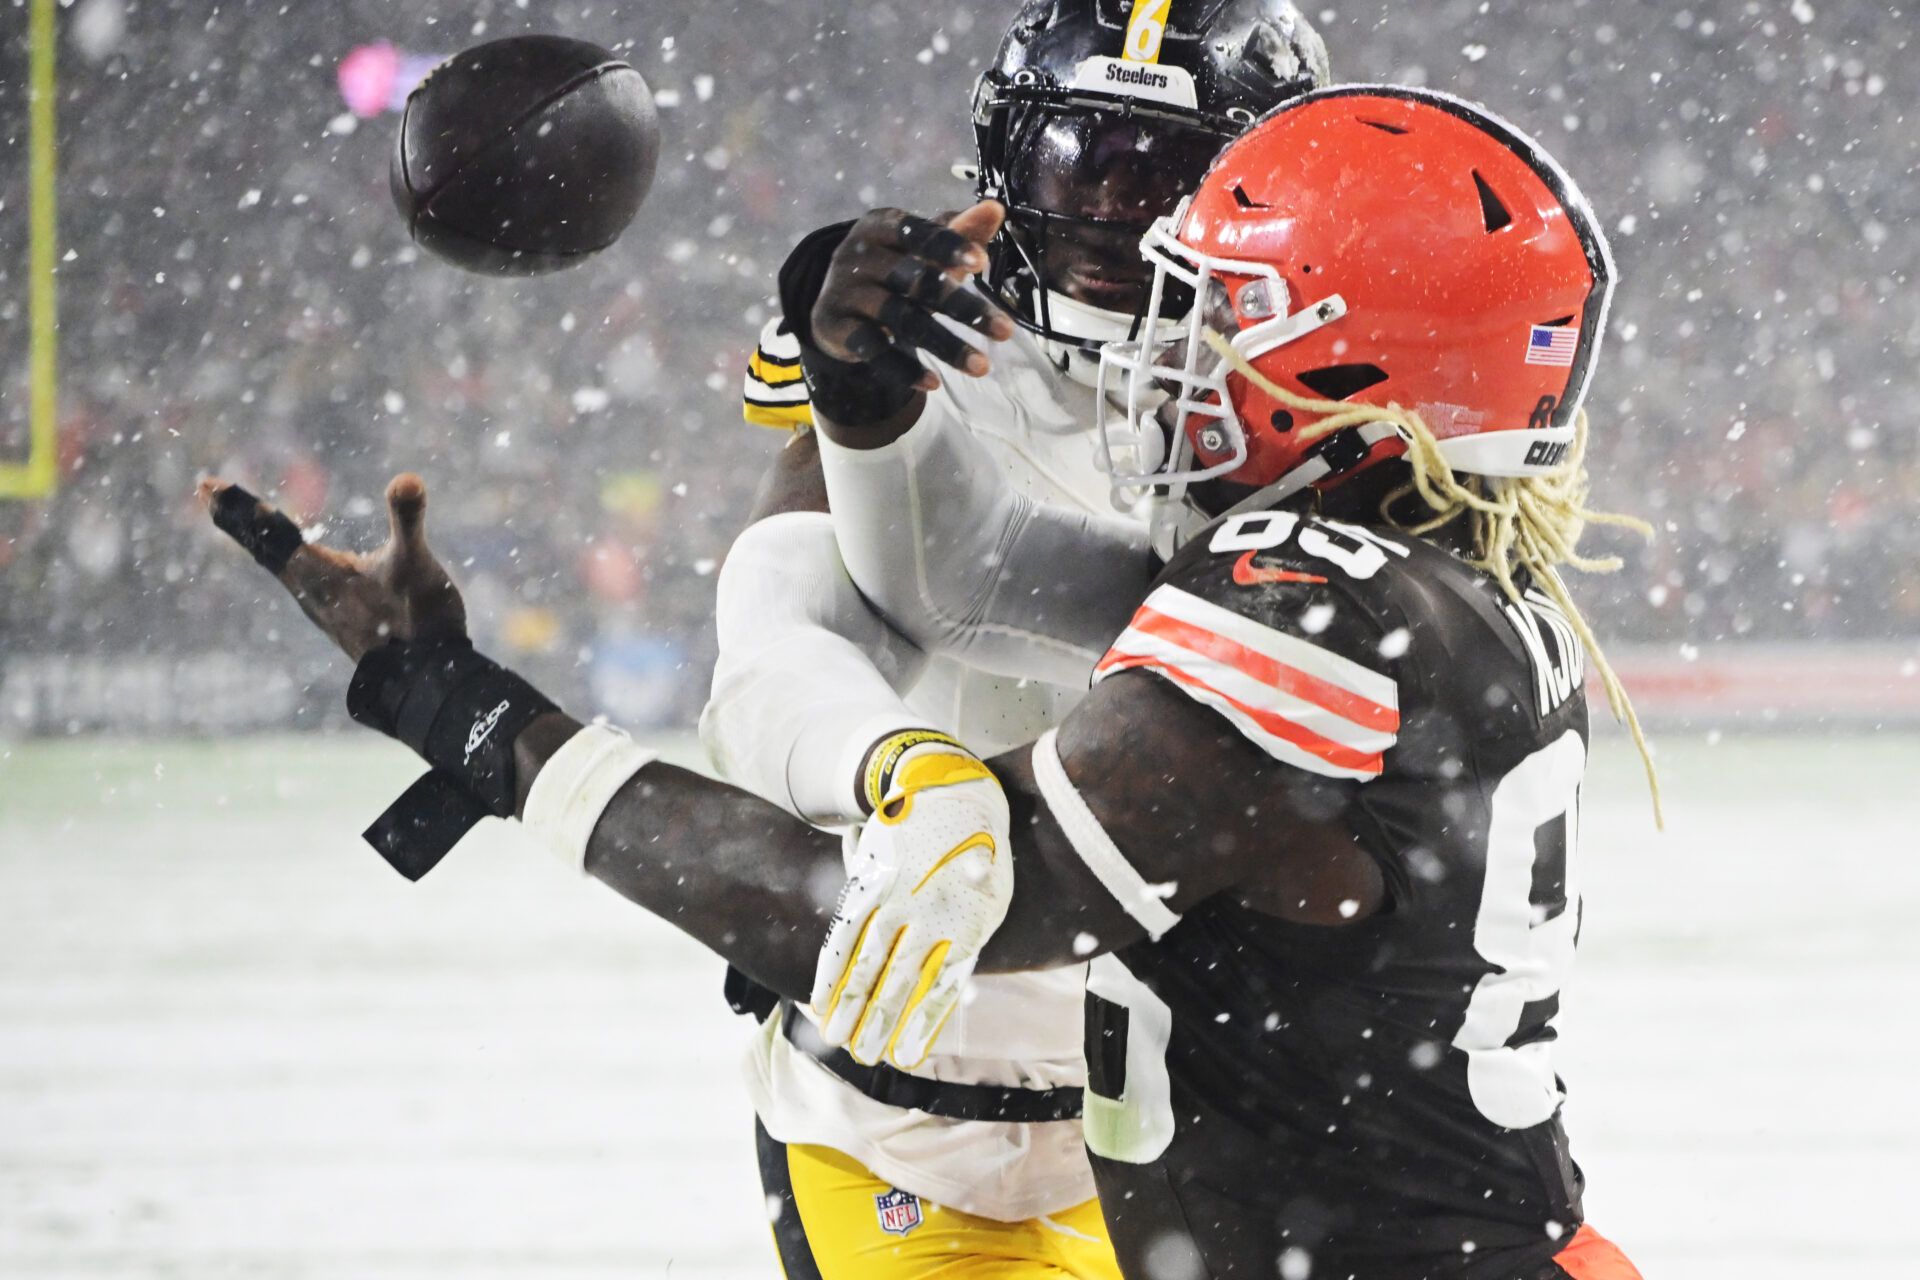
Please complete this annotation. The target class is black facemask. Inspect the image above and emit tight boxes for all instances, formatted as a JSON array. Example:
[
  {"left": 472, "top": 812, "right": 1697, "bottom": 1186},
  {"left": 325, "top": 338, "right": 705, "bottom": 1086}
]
[{"left": 990, "top": 106, "right": 1229, "bottom": 343}]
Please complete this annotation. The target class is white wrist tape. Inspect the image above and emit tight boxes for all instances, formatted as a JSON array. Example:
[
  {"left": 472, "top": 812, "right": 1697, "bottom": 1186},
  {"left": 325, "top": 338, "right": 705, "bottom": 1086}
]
[
  {"left": 1032, "top": 728, "right": 1182, "bottom": 940},
  {"left": 521, "top": 724, "right": 658, "bottom": 875}
]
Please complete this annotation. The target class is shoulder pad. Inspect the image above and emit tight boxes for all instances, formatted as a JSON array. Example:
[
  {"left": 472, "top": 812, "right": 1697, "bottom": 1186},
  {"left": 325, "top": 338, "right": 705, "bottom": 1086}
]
[
  {"left": 1095, "top": 509, "right": 1408, "bottom": 781},
  {"left": 743, "top": 315, "right": 813, "bottom": 430}
]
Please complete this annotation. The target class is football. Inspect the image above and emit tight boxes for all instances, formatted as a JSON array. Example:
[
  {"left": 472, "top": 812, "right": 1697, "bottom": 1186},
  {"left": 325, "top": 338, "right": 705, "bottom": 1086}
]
[{"left": 389, "top": 34, "right": 659, "bottom": 276}]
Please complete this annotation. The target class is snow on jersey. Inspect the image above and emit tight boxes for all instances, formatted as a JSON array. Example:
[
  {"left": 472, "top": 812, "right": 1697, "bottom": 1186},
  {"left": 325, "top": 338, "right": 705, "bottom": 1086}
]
[
  {"left": 1082, "top": 500, "right": 1604, "bottom": 1279},
  {"left": 1096, "top": 581, "right": 1400, "bottom": 780},
  {"left": 1095, "top": 506, "right": 1411, "bottom": 779}
]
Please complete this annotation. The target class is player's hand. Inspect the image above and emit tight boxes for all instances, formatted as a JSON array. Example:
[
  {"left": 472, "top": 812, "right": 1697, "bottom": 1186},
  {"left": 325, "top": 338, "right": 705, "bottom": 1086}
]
[
  {"left": 198, "top": 473, "right": 467, "bottom": 662},
  {"left": 811, "top": 746, "right": 1014, "bottom": 1069},
  {"left": 811, "top": 200, "right": 1016, "bottom": 392}
]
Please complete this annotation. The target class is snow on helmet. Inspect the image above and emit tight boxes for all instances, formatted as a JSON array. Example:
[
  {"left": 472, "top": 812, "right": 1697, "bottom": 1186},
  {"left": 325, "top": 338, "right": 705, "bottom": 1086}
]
[
  {"left": 1097, "top": 85, "right": 1616, "bottom": 507},
  {"left": 972, "top": 0, "right": 1331, "bottom": 351}
]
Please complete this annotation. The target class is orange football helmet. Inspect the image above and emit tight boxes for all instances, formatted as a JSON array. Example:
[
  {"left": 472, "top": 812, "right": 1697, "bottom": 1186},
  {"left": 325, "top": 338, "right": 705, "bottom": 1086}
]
[{"left": 1097, "top": 85, "right": 1616, "bottom": 509}]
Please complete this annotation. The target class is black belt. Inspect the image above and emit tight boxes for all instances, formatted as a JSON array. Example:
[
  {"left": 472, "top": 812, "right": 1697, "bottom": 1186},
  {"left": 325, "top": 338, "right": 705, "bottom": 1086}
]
[{"left": 781, "top": 1003, "right": 1083, "bottom": 1124}]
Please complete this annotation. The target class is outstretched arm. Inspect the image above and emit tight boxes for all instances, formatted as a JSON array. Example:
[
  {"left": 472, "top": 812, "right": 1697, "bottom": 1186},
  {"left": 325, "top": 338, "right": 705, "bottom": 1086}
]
[
  {"left": 510, "top": 661, "right": 1381, "bottom": 992},
  {"left": 514, "top": 711, "right": 842, "bottom": 1001},
  {"left": 200, "top": 477, "right": 1378, "bottom": 1031},
  {"left": 199, "top": 473, "right": 852, "bottom": 1001}
]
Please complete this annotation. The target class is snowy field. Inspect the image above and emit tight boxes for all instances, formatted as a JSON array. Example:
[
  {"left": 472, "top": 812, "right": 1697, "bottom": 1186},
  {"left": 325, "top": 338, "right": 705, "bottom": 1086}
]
[{"left": 2, "top": 730, "right": 1916, "bottom": 1280}]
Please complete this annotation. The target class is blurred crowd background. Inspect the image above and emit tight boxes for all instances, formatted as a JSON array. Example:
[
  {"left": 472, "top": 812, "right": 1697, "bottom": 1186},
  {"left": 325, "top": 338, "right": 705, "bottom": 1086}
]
[{"left": 0, "top": 0, "right": 1913, "bottom": 732}]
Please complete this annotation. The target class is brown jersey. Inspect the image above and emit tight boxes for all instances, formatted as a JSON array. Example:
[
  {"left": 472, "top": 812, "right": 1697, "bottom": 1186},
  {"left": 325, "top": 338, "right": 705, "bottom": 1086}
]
[{"left": 1083, "top": 502, "right": 1597, "bottom": 1280}]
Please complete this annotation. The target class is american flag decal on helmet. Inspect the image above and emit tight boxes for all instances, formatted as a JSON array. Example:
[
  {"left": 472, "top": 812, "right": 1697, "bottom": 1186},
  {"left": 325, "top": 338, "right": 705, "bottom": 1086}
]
[
  {"left": 1095, "top": 586, "right": 1400, "bottom": 781},
  {"left": 1525, "top": 324, "right": 1579, "bottom": 367}
]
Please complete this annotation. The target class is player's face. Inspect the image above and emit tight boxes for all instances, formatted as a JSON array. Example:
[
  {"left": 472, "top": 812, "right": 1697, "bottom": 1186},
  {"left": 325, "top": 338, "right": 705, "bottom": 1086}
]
[{"left": 1009, "top": 112, "right": 1224, "bottom": 314}]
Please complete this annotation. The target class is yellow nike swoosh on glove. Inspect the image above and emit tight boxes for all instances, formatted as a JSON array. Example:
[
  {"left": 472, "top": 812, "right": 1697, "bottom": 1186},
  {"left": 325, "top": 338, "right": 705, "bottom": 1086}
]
[{"left": 911, "top": 832, "right": 996, "bottom": 894}]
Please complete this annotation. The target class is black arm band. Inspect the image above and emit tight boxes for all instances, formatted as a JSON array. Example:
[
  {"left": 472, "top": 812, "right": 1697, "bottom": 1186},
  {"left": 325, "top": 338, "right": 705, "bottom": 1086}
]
[
  {"left": 210, "top": 485, "right": 305, "bottom": 575},
  {"left": 346, "top": 639, "right": 557, "bottom": 879}
]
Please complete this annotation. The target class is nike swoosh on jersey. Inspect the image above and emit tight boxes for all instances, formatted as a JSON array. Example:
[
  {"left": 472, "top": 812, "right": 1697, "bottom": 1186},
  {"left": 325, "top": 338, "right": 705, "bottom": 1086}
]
[{"left": 1232, "top": 550, "right": 1329, "bottom": 587}]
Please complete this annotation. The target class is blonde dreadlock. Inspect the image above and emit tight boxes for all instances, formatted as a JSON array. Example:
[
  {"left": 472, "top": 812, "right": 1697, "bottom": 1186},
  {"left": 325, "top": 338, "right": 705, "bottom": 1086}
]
[{"left": 1202, "top": 331, "right": 1664, "bottom": 828}]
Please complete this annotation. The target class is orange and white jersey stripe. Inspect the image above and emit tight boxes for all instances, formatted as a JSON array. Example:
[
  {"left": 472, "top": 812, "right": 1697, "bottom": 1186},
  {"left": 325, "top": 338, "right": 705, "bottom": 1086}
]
[{"left": 1093, "top": 584, "right": 1399, "bottom": 781}]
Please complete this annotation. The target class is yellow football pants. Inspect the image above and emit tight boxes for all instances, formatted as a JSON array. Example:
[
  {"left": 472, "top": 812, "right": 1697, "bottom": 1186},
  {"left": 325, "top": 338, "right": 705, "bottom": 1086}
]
[{"left": 756, "top": 1122, "right": 1121, "bottom": 1279}]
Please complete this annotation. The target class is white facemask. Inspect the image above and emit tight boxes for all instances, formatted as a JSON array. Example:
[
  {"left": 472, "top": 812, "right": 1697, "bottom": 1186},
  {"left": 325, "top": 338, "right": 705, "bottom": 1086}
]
[{"left": 1094, "top": 208, "right": 1350, "bottom": 512}]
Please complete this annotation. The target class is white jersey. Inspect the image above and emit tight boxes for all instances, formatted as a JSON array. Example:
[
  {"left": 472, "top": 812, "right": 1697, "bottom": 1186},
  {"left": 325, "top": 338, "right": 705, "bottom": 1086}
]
[{"left": 736, "top": 317, "right": 1133, "bottom": 1220}]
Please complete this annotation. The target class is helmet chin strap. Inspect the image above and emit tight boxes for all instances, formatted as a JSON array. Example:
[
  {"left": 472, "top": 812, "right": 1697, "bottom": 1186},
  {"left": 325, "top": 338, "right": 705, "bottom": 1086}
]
[
  {"left": 1055, "top": 341, "right": 1106, "bottom": 389},
  {"left": 1148, "top": 420, "right": 1403, "bottom": 559},
  {"left": 1038, "top": 290, "right": 1189, "bottom": 383}
]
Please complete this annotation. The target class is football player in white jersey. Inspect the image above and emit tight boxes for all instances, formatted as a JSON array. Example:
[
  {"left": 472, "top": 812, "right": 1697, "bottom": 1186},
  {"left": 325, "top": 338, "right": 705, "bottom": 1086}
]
[{"left": 712, "top": 2, "right": 1328, "bottom": 1273}]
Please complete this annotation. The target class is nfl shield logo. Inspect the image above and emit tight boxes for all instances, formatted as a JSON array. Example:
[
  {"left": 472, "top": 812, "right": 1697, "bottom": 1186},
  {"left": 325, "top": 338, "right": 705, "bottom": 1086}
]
[{"left": 873, "top": 1188, "right": 923, "bottom": 1236}]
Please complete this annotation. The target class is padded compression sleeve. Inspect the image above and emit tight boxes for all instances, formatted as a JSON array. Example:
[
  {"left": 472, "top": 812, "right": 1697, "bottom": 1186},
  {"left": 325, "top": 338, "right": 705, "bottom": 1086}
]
[
  {"left": 817, "top": 394, "right": 1158, "bottom": 689},
  {"left": 699, "top": 511, "right": 932, "bottom": 825},
  {"left": 522, "top": 724, "right": 658, "bottom": 875}
]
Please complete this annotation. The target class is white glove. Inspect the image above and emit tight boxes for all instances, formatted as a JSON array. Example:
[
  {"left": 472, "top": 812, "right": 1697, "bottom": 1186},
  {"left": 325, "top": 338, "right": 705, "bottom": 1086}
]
[{"left": 810, "top": 736, "right": 1013, "bottom": 1069}]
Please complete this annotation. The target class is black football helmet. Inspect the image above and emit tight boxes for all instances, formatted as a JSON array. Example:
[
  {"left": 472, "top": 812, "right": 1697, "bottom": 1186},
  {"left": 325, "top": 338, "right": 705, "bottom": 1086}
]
[{"left": 972, "top": 0, "right": 1331, "bottom": 351}]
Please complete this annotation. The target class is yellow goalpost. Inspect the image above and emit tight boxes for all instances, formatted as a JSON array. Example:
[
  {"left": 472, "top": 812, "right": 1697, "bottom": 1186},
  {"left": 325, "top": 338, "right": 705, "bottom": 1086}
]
[{"left": 1, "top": 0, "right": 58, "bottom": 500}]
